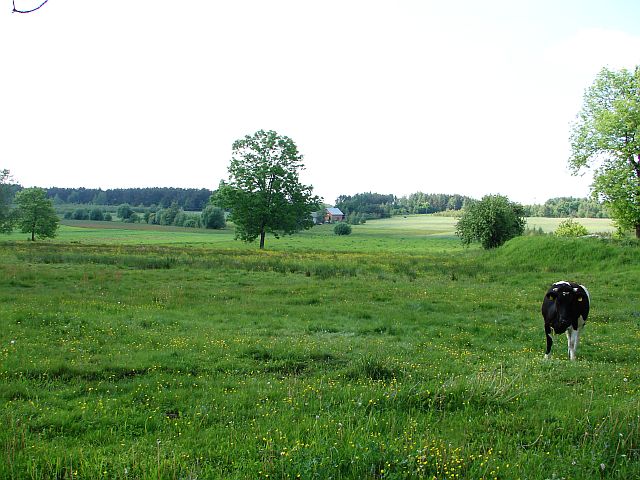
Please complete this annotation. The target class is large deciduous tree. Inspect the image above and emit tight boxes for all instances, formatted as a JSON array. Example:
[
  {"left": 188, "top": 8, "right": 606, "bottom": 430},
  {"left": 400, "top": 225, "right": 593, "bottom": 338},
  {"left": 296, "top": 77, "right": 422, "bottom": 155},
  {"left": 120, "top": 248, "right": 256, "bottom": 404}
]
[
  {"left": 15, "top": 187, "right": 59, "bottom": 241},
  {"left": 569, "top": 66, "right": 640, "bottom": 237},
  {"left": 215, "top": 130, "right": 321, "bottom": 249},
  {"left": 455, "top": 194, "right": 525, "bottom": 249}
]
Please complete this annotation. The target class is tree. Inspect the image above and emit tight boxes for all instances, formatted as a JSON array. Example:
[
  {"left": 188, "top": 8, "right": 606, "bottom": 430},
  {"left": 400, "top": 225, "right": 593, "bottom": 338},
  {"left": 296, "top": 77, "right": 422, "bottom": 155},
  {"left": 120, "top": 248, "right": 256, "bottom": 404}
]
[
  {"left": 455, "top": 194, "right": 525, "bottom": 249},
  {"left": 15, "top": 188, "right": 59, "bottom": 241},
  {"left": 569, "top": 66, "right": 640, "bottom": 238},
  {"left": 72, "top": 208, "right": 89, "bottom": 220},
  {"left": 215, "top": 130, "right": 321, "bottom": 249},
  {"left": 89, "top": 208, "right": 105, "bottom": 221},
  {"left": 117, "top": 203, "right": 134, "bottom": 220},
  {"left": 0, "top": 169, "right": 15, "bottom": 233},
  {"left": 201, "top": 205, "right": 226, "bottom": 229}
]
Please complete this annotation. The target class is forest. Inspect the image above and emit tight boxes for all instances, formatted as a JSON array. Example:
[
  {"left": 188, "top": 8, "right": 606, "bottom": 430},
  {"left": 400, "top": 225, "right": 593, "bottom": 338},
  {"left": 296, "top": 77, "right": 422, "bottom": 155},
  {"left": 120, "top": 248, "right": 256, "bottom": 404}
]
[
  {"left": 334, "top": 192, "right": 608, "bottom": 219},
  {"left": 6, "top": 184, "right": 609, "bottom": 220},
  {"left": 44, "top": 186, "right": 213, "bottom": 210}
]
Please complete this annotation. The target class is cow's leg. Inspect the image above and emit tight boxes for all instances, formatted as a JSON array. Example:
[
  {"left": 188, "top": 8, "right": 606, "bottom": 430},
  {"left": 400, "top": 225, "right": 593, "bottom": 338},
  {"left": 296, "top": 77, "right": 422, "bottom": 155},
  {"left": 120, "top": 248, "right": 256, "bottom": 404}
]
[
  {"left": 572, "top": 326, "right": 582, "bottom": 360},
  {"left": 544, "top": 324, "right": 553, "bottom": 359},
  {"left": 567, "top": 328, "right": 578, "bottom": 361}
]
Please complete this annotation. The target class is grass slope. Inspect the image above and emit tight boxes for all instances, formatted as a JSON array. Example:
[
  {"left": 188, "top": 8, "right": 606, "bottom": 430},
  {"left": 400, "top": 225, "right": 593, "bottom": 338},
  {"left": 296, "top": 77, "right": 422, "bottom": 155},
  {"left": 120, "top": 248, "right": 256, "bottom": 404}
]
[{"left": 0, "top": 221, "right": 638, "bottom": 479}]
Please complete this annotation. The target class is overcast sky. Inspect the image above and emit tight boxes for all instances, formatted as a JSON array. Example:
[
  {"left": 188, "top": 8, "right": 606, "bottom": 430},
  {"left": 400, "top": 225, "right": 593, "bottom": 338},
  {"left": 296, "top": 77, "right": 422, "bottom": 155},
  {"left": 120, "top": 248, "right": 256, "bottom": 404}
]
[{"left": 2, "top": 0, "right": 640, "bottom": 205}]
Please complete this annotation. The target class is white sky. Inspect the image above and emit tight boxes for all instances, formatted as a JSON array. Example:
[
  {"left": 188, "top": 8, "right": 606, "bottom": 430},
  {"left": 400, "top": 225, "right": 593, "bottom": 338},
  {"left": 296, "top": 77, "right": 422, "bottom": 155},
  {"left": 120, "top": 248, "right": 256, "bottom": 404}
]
[{"left": 2, "top": 0, "right": 640, "bottom": 205}]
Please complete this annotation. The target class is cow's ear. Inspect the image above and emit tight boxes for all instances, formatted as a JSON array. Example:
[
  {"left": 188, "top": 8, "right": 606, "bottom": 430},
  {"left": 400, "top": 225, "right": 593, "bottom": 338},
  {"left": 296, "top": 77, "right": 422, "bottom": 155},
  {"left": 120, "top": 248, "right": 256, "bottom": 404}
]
[{"left": 546, "top": 293, "right": 555, "bottom": 301}]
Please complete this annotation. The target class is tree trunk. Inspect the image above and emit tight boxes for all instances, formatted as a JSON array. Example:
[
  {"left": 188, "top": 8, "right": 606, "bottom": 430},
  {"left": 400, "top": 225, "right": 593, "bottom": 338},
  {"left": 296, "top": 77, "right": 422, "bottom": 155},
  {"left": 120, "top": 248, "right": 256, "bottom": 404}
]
[
  {"left": 31, "top": 229, "right": 35, "bottom": 241},
  {"left": 259, "top": 229, "right": 266, "bottom": 249},
  {"left": 636, "top": 223, "right": 640, "bottom": 239}
]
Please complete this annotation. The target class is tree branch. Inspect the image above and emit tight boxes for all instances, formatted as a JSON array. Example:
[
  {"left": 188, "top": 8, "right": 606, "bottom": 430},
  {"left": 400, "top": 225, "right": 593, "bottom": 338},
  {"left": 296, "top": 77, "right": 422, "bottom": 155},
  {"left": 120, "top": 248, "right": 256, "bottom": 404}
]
[{"left": 12, "top": 0, "right": 49, "bottom": 13}]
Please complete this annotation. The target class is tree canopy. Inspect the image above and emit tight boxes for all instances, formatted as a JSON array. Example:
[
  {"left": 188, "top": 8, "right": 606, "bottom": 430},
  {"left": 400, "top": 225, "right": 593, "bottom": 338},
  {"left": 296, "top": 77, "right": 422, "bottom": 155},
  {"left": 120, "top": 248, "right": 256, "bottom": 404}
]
[
  {"left": 215, "top": 130, "right": 321, "bottom": 249},
  {"left": 455, "top": 195, "right": 525, "bottom": 249},
  {"left": 15, "top": 187, "right": 59, "bottom": 241},
  {"left": 569, "top": 66, "right": 640, "bottom": 237}
]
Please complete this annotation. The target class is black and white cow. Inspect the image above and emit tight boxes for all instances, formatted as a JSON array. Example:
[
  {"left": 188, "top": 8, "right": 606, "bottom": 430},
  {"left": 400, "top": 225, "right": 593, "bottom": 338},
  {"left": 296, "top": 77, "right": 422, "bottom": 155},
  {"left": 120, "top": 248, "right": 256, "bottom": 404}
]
[{"left": 541, "top": 281, "right": 590, "bottom": 360}]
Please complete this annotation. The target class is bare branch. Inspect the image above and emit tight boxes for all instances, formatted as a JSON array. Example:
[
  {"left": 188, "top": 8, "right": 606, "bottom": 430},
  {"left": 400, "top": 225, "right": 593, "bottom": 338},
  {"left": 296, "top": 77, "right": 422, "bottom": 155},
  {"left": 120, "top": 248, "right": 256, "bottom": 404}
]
[{"left": 12, "top": 0, "right": 49, "bottom": 14}]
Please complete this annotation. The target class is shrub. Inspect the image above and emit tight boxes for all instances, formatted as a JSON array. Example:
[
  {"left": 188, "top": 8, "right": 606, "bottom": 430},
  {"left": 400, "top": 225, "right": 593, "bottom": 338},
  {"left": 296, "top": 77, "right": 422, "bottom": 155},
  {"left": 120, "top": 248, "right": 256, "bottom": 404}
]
[
  {"left": 89, "top": 208, "right": 104, "bottom": 221},
  {"left": 334, "top": 222, "right": 352, "bottom": 235},
  {"left": 117, "top": 203, "right": 133, "bottom": 220},
  {"left": 124, "top": 212, "right": 141, "bottom": 223},
  {"left": 183, "top": 218, "right": 199, "bottom": 228},
  {"left": 555, "top": 218, "right": 589, "bottom": 237},
  {"left": 455, "top": 194, "right": 525, "bottom": 249},
  {"left": 72, "top": 208, "right": 89, "bottom": 220},
  {"left": 173, "top": 211, "right": 187, "bottom": 227},
  {"left": 201, "top": 205, "right": 226, "bottom": 229}
]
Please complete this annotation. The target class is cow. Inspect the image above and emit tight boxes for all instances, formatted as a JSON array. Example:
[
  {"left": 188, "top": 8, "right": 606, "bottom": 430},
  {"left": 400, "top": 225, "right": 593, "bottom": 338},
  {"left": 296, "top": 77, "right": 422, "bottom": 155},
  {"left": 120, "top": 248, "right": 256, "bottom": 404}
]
[{"left": 541, "top": 281, "right": 590, "bottom": 360}]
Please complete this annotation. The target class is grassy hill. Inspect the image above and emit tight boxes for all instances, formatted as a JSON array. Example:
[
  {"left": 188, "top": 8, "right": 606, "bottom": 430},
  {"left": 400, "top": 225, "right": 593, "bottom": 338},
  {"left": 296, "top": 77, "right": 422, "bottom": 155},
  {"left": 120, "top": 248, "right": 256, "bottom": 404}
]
[{"left": 0, "top": 218, "right": 638, "bottom": 479}]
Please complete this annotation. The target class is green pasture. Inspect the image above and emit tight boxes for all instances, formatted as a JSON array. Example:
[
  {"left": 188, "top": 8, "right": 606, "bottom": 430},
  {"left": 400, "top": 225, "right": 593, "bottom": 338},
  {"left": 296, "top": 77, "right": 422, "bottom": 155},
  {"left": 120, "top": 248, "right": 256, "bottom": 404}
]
[
  {"left": 49, "top": 214, "right": 615, "bottom": 248},
  {"left": 0, "top": 217, "right": 638, "bottom": 479}
]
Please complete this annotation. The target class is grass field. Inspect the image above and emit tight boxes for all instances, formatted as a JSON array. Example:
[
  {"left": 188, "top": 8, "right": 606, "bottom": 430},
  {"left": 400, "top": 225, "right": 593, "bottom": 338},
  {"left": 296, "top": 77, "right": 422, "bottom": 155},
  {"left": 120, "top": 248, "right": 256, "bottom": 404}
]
[{"left": 1, "top": 216, "right": 638, "bottom": 479}]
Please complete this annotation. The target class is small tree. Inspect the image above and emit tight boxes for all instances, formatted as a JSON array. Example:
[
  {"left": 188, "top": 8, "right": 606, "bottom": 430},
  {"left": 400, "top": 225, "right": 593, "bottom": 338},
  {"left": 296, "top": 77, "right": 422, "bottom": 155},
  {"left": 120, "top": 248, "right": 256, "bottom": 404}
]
[
  {"left": 201, "top": 205, "right": 226, "bottom": 229},
  {"left": 215, "top": 130, "right": 321, "bottom": 249},
  {"left": 117, "top": 203, "right": 134, "bottom": 221},
  {"left": 89, "top": 208, "right": 105, "bottom": 221},
  {"left": 72, "top": 208, "right": 89, "bottom": 220},
  {"left": 555, "top": 218, "right": 589, "bottom": 237},
  {"left": 455, "top": 194, "right": 525, "bottom": 249},
  {"left": 160, "top": 202, "right": 181, "bottom": 226},
  {"left": 15, "top": 187, "right": 59, "bottom": 241},
  {"left": 0, "top": 169, "right": 15, "bottom": 233}
]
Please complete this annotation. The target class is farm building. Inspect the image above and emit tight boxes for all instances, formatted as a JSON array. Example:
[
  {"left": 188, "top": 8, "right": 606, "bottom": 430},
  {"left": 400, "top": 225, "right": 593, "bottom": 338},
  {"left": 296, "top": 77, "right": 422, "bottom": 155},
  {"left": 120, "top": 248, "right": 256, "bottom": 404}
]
[{"left": 324, "top": 207, "right": 345, "bottom": 223}]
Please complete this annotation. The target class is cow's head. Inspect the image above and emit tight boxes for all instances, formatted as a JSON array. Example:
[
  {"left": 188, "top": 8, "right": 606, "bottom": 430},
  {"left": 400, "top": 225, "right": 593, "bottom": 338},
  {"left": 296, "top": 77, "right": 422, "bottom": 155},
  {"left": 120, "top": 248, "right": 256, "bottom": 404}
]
[{"left": 546, "top": 283, "right": 586, "bottom": 332}]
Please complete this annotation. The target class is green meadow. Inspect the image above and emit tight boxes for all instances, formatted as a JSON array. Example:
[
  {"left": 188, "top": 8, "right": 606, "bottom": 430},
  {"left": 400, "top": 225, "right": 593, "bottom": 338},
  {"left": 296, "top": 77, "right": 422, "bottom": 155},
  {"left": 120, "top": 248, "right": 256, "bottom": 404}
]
[{"left": 1, "top": 216, "right": 638, "bottom": 479}]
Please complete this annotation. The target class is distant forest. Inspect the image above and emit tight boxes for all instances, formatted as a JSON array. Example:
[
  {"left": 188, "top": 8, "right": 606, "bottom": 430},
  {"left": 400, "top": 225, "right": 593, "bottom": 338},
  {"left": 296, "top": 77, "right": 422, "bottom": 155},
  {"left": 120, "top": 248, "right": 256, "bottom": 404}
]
[
  {"left": 43, "top": 187, "right": 213, "bottom": 210},
  {"left": 335, "top": 192, "right": 609, "bottom": 219},
  {"left": 335, "top": 192, "right": 473, "bottom": 220},
  {"left": 7, "top": 185, "right": 608, "bottom": 219},
  {"left": 523, "top": 197, "right": 608, "bottom": 218}
]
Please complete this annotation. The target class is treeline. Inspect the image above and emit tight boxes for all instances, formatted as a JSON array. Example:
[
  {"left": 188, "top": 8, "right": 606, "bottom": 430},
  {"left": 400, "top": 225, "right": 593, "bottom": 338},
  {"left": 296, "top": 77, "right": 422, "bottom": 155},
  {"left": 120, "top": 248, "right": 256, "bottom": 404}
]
[
  {"left": 44, "top": 187, "right": 213, "bottom": 210},
  {"left": 63, "top": 203, "right": 226, "bottom": 230},
  {"left": 523, "top": 197, "right": 608, "bottom": 218},
  {"left": 335, "top": 192, "right": 472, "bottom": 220}
]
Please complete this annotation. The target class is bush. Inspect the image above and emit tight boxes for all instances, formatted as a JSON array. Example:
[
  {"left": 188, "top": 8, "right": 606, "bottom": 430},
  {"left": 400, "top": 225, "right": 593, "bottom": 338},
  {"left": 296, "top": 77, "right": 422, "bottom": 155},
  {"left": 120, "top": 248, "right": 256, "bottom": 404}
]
[
  {"left": 117, "top": 203, "right": 133, "bottom": 220},
  {"left": 334, "top": 222, "right": 352, "bottom": 235},
  {"left": 183, "top": 218, "right": 199, "bottom": 228},
  {"left": 555, "top": 218, "right": 589, "bottom": 237},
  {"left": 455, "top": 194, "right": 525, "bottom": 249},
  {"left": 89, "top": 208, "right": 104, "bottom": 221},
  {"left": 201, "top": 205, "right": 226, "bottom": 229},
  {"left": 124, "top": 212, "right": 141, "bottom": 223},
  {"left": 72, "top": 208, "right": 89, "bottom": 220}
]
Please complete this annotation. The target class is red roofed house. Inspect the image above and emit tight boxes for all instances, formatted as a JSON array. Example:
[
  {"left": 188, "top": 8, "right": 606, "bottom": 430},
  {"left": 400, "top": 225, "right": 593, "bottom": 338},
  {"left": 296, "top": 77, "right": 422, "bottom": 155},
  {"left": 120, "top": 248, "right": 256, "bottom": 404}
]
[{"left": 324, "top": 207, "right": 345, "bottom": 223}]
